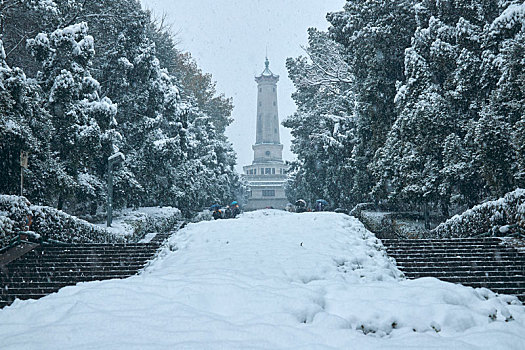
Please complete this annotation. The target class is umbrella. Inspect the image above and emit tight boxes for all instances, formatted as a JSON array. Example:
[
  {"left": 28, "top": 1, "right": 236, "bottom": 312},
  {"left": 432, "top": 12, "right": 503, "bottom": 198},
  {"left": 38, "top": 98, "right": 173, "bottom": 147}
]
[
  {"left": 210, "top": 204, "right": 221, "bottom": 211},
  {"left": 316, "top": 199, "right": 329, "bottom": 205}
]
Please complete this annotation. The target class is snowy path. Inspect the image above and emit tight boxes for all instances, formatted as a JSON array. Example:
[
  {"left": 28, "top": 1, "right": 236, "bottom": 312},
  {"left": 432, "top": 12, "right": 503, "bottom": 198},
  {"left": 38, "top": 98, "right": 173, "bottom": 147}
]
[{"left": 1, "top": 210, "right": 524, "bottom": 349}]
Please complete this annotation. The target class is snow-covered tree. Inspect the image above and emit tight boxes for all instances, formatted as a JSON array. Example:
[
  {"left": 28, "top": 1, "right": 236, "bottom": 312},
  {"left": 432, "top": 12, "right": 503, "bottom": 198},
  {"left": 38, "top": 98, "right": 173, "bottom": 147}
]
[
  {"left": 327, "top": 0, "right": 417, "bottom": 201},
  {"left": 27, "top": 22, "right": 117, "bottom": 212},
  {"left": 284, "top": 29, "right": 356, "bottom": 208},
  {"left": 373, "top": 0, "right": 519, "bottom": 215},
  {"left": 0, "top": 39, "right": 57, "bottom": 203}
]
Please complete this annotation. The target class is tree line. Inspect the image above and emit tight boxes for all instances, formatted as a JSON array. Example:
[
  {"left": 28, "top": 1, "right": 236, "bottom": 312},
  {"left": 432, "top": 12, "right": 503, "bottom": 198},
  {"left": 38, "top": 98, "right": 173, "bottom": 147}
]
[
  {"left": 0, "top": 0, "right": 241, "bottom": 217},
  {"left": 284, "top": 0, "right": 525, "bottom": 222}
]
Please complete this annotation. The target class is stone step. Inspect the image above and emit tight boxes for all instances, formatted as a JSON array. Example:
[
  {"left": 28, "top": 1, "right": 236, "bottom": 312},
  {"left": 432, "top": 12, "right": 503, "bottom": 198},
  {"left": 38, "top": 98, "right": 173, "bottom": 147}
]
[
  {"left": 6, "top": 262, "right": 148, "bottom": 270},
  {"left": 15, "top": 250, "right": 156, "bottom": 257},
  {"left": 390, "top": 255, "right": 525, "bottom": 262},
  {"left": 381, "top": 238, "right": 502, "bottom": 243},
  {"left": 2, "top": 267, "right": 140, "bottom": 275},
  {"left": 13, "top": 259, "right": 151, "bottom": 266},
  {"left": 28, "top": 249, "right": 158, "bottom": 256},
  {"left": 1, "top": 286, "right": 72, "bottom": 295},
  {"left": 405, "top": 276, "right": 525, "bottom": 287},
  {"left": 394, "top": 263, "right": 525, "bottom": 270},
  {"left": 385, "top": 248, "right": 522, "bottom": 255},
  {"left": 448, "top": 281, "right": 525, "bottom": 289},
  {"left": 24, "top": 254, "right": 158, "bottom": 260},
  {"left": 401, "top": 274, "right": 524, "bottom": 282},
  {"left": 42, "top": 243, "right": 161, "bottom": 247},
  {"left": 11, "top": 255, "right": 153, "bottom": 263},
  {"left": 1, "top": 281, "right": 80, "bottom": 289},
  {"left": 36, "top": 247, "right": 160, "bottom": 254},
  {"left": 382, "top": 238, "right": 525, "bottom": 301},
  {"left": 0, "top": 227, "right": 181, "bottom": 309},
  {"left": 383, "top": 244, "right": 504, "bottom": 249},
  {"left": 391, "top": 256, "right": 524, "bottom": 262},
  {"left": 1, "top": 271, "right": 140, "bottom": 283},
  {"left": 397, "top": 266, "right": 525, "bottom": 274},
  {"left": 387, "top": 247, "right": 509, "bottom": 253},
  {"left": 1, "top": 294, "right": 48, "bottom": 305},
  {"left": 2, "top": 265, "right": 146, "bottom": 274},
  {"left": 390, "top": 256, "right": 524, "bottom": 262},
  {"left": 1, "top": 274, "right": 130, "bottom": 284},
  {"left": 383, "top": 243, "right": 505, "bottom": 248}
]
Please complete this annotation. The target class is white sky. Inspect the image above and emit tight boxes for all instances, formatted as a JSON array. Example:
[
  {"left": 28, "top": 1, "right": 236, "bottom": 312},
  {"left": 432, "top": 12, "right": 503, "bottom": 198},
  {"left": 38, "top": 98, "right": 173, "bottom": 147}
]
[{"left": 140, "top": 0, "right": 346, "bottom": 172}]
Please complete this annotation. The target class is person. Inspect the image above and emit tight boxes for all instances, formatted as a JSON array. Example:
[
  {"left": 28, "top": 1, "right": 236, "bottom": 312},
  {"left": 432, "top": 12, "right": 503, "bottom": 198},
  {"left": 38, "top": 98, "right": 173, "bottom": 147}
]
[
  {"left": 315, "top": 199, "right": 328, "bottom": 212},
  {"left": 295, "top": 199, "right": 307, "bottom": 213},
  {"left": 224, "top": 205, "right": 232, "bottom": 219},
  {"left": 230, "top": 201, "right": 241, "bottom": 218},
  {"left": 210, "top": 204, "right": 222, "bottom": 220}
]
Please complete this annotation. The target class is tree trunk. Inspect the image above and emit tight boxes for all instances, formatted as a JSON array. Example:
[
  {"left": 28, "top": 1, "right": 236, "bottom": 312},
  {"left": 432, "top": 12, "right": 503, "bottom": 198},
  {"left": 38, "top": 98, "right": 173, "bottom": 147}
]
[
  {"left": 423, "top": 203, "right": 430, "bottom": 230},
  {"left": 57, "top": 195, "right": 64, "bottom": 211}
]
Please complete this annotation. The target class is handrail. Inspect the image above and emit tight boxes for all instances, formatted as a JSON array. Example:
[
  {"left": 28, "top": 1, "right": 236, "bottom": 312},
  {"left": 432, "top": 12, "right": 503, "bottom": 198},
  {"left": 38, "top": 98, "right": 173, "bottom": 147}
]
[
  {"left": 472, "top": 231, "right": 493, "bottom": 238},
  {"left": 0, "top": 230, "right": 68, "bottom": 254}
]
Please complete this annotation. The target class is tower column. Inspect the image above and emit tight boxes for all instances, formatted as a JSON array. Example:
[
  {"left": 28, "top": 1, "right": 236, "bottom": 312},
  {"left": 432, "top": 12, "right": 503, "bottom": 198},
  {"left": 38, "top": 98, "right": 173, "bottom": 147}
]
[{"left": 243, "top": 57, "right": 288, "bottom": 210}]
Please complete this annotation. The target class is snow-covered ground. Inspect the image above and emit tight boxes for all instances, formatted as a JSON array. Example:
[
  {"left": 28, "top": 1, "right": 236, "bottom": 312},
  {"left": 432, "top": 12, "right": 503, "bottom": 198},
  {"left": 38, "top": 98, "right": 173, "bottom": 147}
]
[{"left": 1, "top": 210, "right": 524, "bottom": 349}]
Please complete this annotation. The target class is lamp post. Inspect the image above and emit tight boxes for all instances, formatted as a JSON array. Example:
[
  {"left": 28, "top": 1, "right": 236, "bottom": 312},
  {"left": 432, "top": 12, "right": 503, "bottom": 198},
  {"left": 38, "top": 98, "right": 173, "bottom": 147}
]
[
  {"left": 20, "top": 151, "right": 28, "bottom": 196},
  {"left": 107, "top": 152, "right": 124, "bottom": 227}
]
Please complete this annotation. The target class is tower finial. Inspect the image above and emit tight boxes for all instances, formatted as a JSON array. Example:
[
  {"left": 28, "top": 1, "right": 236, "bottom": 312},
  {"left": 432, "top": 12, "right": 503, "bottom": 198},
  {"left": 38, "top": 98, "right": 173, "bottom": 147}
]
[{"left": 265, "top": 56, "right": 269, "bottom": 70}]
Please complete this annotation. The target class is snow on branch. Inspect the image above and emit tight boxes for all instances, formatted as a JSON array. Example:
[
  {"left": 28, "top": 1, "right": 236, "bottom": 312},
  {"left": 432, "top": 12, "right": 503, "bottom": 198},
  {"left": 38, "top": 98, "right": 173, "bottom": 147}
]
[
  {"left": 108, "top": 152, "right": 125, "bottom": 162},
  {"left": 298, "top": 43, "right": 353, "bottom": 88}
]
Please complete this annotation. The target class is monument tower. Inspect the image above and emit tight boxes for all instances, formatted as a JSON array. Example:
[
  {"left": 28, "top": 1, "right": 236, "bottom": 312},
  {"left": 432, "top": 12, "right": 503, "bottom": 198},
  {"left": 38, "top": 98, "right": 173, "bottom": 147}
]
[{"left": 243, "top": 58, "right": 288, "bottom": 210}]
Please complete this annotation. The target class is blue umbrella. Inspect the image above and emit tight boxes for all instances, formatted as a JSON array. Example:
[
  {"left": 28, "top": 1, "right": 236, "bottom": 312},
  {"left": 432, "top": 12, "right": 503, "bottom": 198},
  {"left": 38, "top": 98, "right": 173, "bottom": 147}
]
[
  {"left": 316, "top": 199, "right": 328, "bottom": 205},
  {"left": 210, "top": 204, "right": 221, "bottom": 211}
]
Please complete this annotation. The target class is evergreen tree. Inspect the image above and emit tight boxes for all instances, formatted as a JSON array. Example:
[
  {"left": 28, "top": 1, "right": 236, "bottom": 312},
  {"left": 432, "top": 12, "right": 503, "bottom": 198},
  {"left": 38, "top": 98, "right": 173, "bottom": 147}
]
[
  {"left": 27, "top": 22, "right": 117, "bottom": 212},
  {"left": 327, "top": 0, "right": 416, "bottom": 201},
  {"left": 373, "top": 0, "right": 509, "bottom": 214},
  {"left": 0, "top": 39, "right": 56, "bottom": 203},
  {"left": 284, "top": 29, "right": 355, "bottom": 207}
]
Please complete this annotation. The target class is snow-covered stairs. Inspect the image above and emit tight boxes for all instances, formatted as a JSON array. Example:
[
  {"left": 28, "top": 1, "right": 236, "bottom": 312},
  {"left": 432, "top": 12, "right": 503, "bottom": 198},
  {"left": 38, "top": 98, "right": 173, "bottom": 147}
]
[
  {"left": 382, "top": 237, "right": 525, "bottom": 301},
  {"left": 0, "top": 233, "right": 170, "bottom": 308}
]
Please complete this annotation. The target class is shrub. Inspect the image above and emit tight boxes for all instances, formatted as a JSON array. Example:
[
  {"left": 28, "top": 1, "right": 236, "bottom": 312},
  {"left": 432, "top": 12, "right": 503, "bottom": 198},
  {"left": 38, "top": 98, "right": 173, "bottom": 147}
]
[
  {"left": 432, "top": 189, "right": 525, "bottom": 238},
  {"left": 0, "top": 195, "right": 120, "bottom": 249}
]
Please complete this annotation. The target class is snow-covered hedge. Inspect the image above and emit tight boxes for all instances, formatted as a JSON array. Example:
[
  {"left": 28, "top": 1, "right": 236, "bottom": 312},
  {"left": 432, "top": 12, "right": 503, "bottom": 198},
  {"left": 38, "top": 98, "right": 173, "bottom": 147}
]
[
  {"left": 0, "top": 196, "right": 34, "bottom": 249},
  {"left": 0, "top": 195, "right": 120, "bottom": 248},
  {"left": 0, "top": 215, "right": 17, "bottom": 249},
  {"left": 349, "top": 202, "right": 375, "bottom": 217},
  {"left": 357, "top": 210, "right": 430, "bottom": 239},
  {"left": 31, "top": 205, "right": 121, "bottom": 244},
  {"left": 125, "top": 207, "right": 182, "bottom": 242},
  {"left": 432, "top": 189, "right": 525, "bottom": 238},
  {"left": 98, "top": 207, "right": 183, "bottom": 242}
]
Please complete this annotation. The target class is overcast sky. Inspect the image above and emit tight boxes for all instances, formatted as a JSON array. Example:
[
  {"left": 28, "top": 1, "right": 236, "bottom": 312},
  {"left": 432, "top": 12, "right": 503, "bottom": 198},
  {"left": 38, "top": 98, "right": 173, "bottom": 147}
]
[{"left": 141, "top": 0, "right": 346, "bottom": 172}]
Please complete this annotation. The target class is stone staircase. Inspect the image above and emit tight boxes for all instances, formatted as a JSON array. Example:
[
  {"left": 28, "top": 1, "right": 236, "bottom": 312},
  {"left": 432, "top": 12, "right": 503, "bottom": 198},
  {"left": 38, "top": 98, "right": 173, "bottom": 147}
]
[
  {"left": 381, "top": 237, "right": 525, "bottom": 302},
  {"left": 0, "top": 232, "right": 172, "bottom": 308}
]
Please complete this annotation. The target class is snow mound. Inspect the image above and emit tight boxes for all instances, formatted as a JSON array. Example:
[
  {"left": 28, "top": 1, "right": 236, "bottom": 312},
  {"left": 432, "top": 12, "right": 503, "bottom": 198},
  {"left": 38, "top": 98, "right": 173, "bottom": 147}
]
[{"left": 1, "top": 210, "right": 524, "bottom": 349}]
